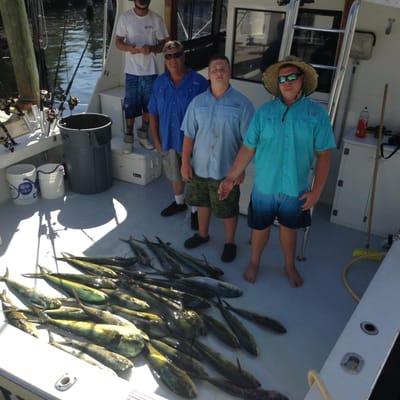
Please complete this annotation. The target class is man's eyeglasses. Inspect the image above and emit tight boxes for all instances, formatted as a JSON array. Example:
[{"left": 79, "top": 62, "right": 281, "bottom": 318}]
[
  {"left": 278, "top": 72, "right": 303, "bottom": 84},
  {"left": 164, "top": 51, "right": 184, "bottom": 60}
]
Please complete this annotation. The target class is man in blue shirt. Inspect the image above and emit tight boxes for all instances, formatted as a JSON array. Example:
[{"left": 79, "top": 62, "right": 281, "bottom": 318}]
[
  {"left": 148, "top": 41, "right": 208, "bottom": 227},
  {"left": 219, "top": 56, "right": 336, "bottom": 285},
  {"left": 181, "top": 55, "right": 254, "bottom": 262}
]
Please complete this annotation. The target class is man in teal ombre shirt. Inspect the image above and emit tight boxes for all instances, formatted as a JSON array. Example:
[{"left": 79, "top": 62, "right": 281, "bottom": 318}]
[{"left": 219, "top": 56, "right": 335, "bottom": 287}]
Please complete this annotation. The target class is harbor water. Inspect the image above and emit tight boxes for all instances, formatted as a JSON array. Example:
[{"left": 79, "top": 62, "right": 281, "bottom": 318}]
[{"left": 0, "top": 2, "right": 106, "bottom": 114}]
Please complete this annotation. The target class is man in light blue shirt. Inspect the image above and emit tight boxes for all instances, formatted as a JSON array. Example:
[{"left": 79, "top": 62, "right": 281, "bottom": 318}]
[
  {"left": 219, "top": 56, "right": 336, "bottom": 285},
  {"left": 148, "top": 40, "right": 208, "bottom": 226},
  {"left": 181, "top": 55, "right": 254, "bottom": 262}
]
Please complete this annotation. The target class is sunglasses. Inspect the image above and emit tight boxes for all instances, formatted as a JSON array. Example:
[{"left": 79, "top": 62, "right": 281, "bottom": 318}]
[
  {"left": 278, "top": 72, "right": 303, "bottom": 84},
  {"left": 164, "top": 51, "right": 184, "bottom": 60}
]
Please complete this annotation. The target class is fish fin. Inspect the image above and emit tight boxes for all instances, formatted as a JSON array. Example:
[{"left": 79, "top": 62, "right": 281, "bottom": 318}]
[
  {"left": 110, "top": 333, "right": 123, "bottom": 347},
  {"left": 29, "top": 305, "right": 48, "bottom": 323},
  {"left": 0, "top": 267, "right": 9, "bottom": 282},
  {"left": 21, "top": 273, "right": 42, "bottom": 278},
  {"left": 236, "top": 357, "right": 242, "bottom": 371}
]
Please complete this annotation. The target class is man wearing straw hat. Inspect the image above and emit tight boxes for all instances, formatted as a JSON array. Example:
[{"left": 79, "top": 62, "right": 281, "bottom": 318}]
[{"left": 219, "top": 56, "right": 335, "bottom": 286}]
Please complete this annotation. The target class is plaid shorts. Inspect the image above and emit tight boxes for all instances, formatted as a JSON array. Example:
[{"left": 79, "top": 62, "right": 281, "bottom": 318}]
[{"left": 185, "top": 174, "right": 239, "bottom": 219}]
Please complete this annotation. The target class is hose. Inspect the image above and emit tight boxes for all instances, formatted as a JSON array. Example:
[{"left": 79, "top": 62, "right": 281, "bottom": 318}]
[
  {"left": 342, "top": 252, "right": 386, "bottom": 302},
  {"left": 307, "top": 370, "right": 333, "bottom": 400}
]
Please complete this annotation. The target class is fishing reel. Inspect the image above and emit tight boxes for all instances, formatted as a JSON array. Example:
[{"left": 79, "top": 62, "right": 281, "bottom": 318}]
[
  {"left": 67, "top": 96, "right": 79, "bottom": 111},
  {"left": 40, "top": 90, "right": 52, "bottom": 109},
  {"left": 45, "top": 107, "right": 58, "bottom": 123},
  {"left": 0, "top": 97, "right": 24, "bottom": 116}
]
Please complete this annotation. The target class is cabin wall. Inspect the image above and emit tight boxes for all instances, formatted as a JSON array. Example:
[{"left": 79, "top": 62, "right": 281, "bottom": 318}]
[{"left": 345, "top": 2, "right": 400, "bottom": 130}]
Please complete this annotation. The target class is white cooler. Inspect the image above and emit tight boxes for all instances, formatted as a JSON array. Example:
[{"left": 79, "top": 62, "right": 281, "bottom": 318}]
[{"left": 111, "top": 138, "right": 162, "bottom": 185}]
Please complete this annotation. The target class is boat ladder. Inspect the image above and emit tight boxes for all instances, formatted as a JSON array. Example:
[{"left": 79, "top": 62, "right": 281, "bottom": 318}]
[{"left": 279, "top": 0, "right": 362, "bottom": 261}]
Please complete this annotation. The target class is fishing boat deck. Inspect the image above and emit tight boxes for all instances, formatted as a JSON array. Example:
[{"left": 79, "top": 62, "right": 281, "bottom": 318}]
[{"left": 0, "top": 175, "right": 391, "bottom": 400}]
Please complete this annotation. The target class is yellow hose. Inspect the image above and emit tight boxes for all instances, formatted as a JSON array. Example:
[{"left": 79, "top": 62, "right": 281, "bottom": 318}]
[
  {"left": 342, "top": 252, "right": 386, "bottom": 302},
  {"left": 307, "top": 370, "right": 333, "bottom": 400}
]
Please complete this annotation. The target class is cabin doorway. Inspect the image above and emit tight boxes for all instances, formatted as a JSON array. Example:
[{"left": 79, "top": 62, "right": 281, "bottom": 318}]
[{"left": 167, "top": 0, "right": 228, "bottom": 69}]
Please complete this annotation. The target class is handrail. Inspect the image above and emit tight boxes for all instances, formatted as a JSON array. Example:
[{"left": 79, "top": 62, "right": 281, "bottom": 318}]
[{"left": 327, "top": 0, "right": 361, "bottom": 123}]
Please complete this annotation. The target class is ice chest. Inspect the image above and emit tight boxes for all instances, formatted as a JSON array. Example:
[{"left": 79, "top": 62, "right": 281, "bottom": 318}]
[{"left": 111, "top": 138, "right": 162, "bottom": 185}]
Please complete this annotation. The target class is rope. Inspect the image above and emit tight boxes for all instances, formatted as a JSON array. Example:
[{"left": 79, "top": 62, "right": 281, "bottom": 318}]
[{"left": 307, "top": 370, "right": 333, "bottom": 400}]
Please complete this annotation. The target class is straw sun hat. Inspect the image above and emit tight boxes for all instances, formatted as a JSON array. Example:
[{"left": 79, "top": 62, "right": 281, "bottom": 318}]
[{"left": 262, "top": 56, "right": 318, "bottom": 96}]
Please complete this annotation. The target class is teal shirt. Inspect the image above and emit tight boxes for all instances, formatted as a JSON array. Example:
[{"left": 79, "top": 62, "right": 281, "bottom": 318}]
[{"left": 244, "top": 96, "right": 336, "bottom": 197}]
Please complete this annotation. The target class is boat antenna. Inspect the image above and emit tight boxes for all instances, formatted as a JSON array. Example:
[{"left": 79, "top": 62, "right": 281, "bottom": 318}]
[{"left": 58, "top": 35, "right": 92, "bottom": 118}]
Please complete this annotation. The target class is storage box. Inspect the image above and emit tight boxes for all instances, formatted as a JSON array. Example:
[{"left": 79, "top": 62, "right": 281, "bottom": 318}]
[{"left": 111, "top": 138, "right": 162, "bottom": 185}]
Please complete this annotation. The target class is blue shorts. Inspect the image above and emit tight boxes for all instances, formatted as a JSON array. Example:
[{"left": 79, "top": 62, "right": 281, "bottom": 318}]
[
  {"left": 124, "top": 74, "right": 157, "bottom": 119},
  {"left": 247, "top": 187, "right": 311, "bottom": 230}
]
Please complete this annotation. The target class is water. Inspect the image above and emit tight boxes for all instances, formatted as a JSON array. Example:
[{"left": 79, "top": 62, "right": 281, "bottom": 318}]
[{"left": 0, "top": 2, "right": 106, "bottom": 113}]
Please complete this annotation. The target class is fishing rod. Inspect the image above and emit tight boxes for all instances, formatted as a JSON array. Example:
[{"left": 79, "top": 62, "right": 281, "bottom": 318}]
[
  {"left": 58, "top": 34, "right": 92, "bottom": 118},
  {"left": 0, "top": 121, "right": 17, "bottom": 152},
  {"left": 45, "top": 14, "right": 68, "bottom": 136},
  {"left": 0, "top": 96, "right": 19, "bottom": 152}
]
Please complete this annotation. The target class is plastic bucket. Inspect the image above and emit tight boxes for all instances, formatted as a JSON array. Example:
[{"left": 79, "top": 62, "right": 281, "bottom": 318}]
[
  {"left": 38, "top": 163, "right": 65, "bottom": 200},
  {"left": 6, "top": 164, "right": 38, "bottom": 205}
]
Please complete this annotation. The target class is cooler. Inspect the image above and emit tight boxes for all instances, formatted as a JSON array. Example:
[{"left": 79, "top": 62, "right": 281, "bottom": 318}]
[{"left": 111, "top": 138, "right": 162, "bottom": 185}]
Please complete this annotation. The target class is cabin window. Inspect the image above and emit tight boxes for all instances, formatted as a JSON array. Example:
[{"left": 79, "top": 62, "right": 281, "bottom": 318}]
[
  {"left": 176, "top": 0, "right": 215, "bottom": 41},
  {"left": 172, "top": 0, "right": 227, "bottom": 70},
  {"left": 291, "top": 9, "right": 342, "bottom": 93},
  {"left": 231, "top": 9, "right": 285, "bottom": 83},
  {"left": 231, "top": 8, "right": 342, "bottom": 93}
]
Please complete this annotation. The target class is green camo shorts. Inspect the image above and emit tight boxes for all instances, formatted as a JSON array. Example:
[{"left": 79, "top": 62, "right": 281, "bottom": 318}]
[{"left": 185, "top": 175, "right": 240, "bottom": 219}]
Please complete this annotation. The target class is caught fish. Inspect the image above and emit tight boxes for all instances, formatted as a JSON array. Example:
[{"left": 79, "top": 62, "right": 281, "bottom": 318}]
[
  {"left": 194, "top": 340, "right": 261, "bottom": 389},
  {"left": 102, "top": 288, "right": 150, "bottom": 311},
  {"left": 137, "top": 281, "right": 211, "bottom": 309},
  {"left": 145, "top": 342, "right": 197, "bottom": 399},
  {"left": 23, "top": 266, "right": 109, "bottom": 304},
  {"left": 0, "top": 290, "right": 39, "bottom": 337},
  {"left": 48, "top": 333, "right": 118, "bottom": 376},
  {"left": 57, "top": 253, "right": 120, "bottom": 278},
  {"left": 202, "top": 313, "right": 240, "bottom": 348},
  {"left": 120, "top": 237, "right": 153, "bottom": 267},
  {"left": 179, "top": 276, "right": 243, "bottom": 298},
  {"left": 60, "top": 338, "right": 134, "bottom": 373},
  {"left": 27, "top": 271, "right": 117, "bottom": 290},
  {"left": 108, "top": 304, "right": 169, "bottom": 338},
  {"left": 23, "top": 306, "right": 89, "bottom": 321},
  {"left": 36, "top": 311, "right": 148, "bottom": 358},
  {"left": 223, "top": 300, "right": 287, "bottom": 334},
  {"left": 72, "top": 290, "right": 133, "bottom": 327},
  {"left": 159, "top": 336, "right": 203, "bottom": 362},
  {"left": 0, "top": 268, "right": 62, "bottom": 309},
  {"left": 216, "top": 297, "right": 258, "bottom": 356},
  {"left": 141, "top": 236, "right": 183, "bottom": 275},
  {"left": 150, "top": 339, "right": 209, "bottom": 379},
  {"left": 66, "top": 255, "right": 138, "bottom": 268},
  {"left": 206, "top": 377, "right": 289, "bottom": 400}
]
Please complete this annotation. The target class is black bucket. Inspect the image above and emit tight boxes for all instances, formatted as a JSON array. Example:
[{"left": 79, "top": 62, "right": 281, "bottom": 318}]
[{"left": 58, "top": 113, "right": 113, "bottom": 194}]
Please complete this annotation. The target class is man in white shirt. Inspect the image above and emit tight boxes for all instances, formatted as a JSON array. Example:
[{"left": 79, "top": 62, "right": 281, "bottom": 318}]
[{"left": 115, "top": 0, "right": 169, "bottom": 152}]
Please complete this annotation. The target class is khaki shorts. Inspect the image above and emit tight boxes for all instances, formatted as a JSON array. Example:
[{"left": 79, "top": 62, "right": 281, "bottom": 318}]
[
  {"left": 161, "top": 149, "right": 182, "bottom": 181},
  {"left": 185, "top": 174, "right": 239, "bottom": 219}
]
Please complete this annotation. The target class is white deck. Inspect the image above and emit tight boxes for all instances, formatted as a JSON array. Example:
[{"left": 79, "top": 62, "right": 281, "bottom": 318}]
[{"left": 0, "top": 172, "right": 393, "bottom": 400}]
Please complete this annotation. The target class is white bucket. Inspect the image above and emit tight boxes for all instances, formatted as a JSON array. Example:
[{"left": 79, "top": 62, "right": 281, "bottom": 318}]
[
  {"left": 37, "top": 163, "right": 65, "bottom": 200},
  {"left": 6, "top": 164, "right": 38, "bottom": 205}
]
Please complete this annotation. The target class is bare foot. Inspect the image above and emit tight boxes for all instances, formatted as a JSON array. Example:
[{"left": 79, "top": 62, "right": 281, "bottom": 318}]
[
  {"left": 285, "top": 265, "right": 304, "bottom": 288},
  {"left": 243, "top": 262, "right": 260, "bottom": 284}
]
